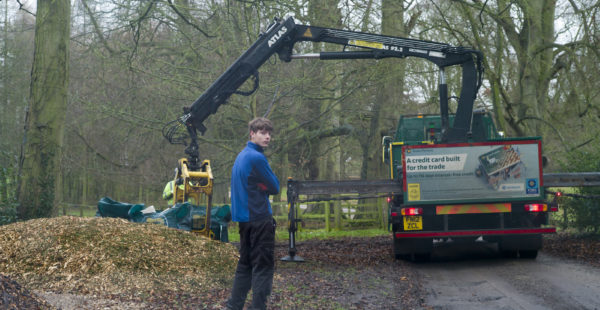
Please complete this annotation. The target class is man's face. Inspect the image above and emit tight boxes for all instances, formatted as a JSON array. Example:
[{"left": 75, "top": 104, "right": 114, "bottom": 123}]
[{"left": 250, "top": 129, "right": 271, "bottom": 148}]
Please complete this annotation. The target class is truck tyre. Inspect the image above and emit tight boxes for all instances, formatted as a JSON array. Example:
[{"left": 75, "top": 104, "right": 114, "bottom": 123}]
[
  {"left": 500, "top": 250, "right": 518, "bottom": 258},
  {"left": 499, "top": 234, "right": 542, "bottom": 256},
  {"left": 393, "top": 237, "right": 432, "bottom": 261},
  {"left": 395, "top": 253, "right": 409, "bottom": 260},
  {"left": 519, "top": 250, "right": 538, "bottom": 259},
  {"left": 395, "top": 252, "right": 432, "bottom": 262},
  {"left": 393, "top": 238, "right": 405, "bottom": 260},
  {"left": 412, "top": 252, "right": 431, "bottom": 262}
]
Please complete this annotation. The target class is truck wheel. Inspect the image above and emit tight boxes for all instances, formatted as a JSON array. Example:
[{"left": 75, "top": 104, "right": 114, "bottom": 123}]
[
  {"left": 499, "top": 235, "right": 541, "bottom": 259},
  {"left": 500, "top": 250, "right": 518, "bottom": 258},
  {"left": 519, "top": 250, "right": 538, "bottom": 259},
  {"left": 393, "top": 239, "right": 406, "bottom": 260},
  {"left": 394, "top": 253, "right": 409, "bottom": 260},
  {"left": 393, "top": 237, "right": 432, "bottom": 260},
  {"left": 395, "top": 252, "right": 431, "bottom": 262},
  {"left": 412, "top": 252, "right": 431, "bottom": 262}
]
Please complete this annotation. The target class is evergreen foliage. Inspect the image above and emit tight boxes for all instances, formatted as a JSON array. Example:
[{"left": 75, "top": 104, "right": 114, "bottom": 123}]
[{"left": 559, "top": 149, "right": 600, "bottom": 233}]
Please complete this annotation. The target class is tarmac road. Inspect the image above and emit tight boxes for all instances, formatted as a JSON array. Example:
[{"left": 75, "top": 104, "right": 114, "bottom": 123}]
[{"left": 414, "top": 241, "right": 600, "bottom": 310}]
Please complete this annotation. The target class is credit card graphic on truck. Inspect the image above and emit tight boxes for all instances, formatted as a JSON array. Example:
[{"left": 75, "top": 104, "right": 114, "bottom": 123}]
[{"left": 476, "top": 145, "right": 524, "bottom": 189}]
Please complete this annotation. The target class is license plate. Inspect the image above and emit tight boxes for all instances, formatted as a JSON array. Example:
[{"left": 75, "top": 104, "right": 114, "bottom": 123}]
[{"left": 403, "top": 216, "right": 422, "bottom": 230}]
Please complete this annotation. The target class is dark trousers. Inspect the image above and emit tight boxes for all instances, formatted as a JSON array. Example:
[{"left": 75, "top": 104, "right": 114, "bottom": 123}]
[{"left": 227, "top": 217, "right": 275, "bottom": 310}]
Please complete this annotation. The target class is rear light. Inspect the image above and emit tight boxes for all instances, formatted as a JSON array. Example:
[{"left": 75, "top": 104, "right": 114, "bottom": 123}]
[
  {"left": 401, "top": 207, "right": 423, "bottom": 216},
  {"left": 524, "top": 204, "right": 547, "bottom": 212},
  {"left": 391, "top": 211, "right": 399, "bottom": 217},
  {"left": 549, "top": 192, "right": 562, "bottom": 211}
]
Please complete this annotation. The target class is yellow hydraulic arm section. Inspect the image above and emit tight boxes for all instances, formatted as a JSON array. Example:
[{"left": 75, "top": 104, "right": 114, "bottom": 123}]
[{"left": 173, "top": 158, "right": 214, "bottom": 238}]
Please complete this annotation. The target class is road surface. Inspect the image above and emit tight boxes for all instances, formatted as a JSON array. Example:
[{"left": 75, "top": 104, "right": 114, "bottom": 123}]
[{"left": 415, "top": 241, "right": 600, "bottom": 310}]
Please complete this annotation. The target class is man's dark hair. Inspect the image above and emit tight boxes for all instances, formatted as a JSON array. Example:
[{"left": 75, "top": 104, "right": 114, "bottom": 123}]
[{"left": 248, "top": 117, "right": 273, "bottom": 133}]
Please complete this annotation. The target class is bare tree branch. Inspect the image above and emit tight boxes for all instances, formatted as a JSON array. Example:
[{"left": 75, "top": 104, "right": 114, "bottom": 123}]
[
  {"left": 15, "top": 0, "right": 35, "bottom": 16},
  {"left": 166, "top": 0, "right": 214, "bottom": 38},
  {"left": 80, "top": 0, "right": 116, "bottom": 56}
]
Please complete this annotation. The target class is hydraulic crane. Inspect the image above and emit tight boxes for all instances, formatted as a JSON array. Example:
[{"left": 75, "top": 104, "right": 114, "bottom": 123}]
[{"left": 162, "top": 16, "right": 483, "bottom": 251}]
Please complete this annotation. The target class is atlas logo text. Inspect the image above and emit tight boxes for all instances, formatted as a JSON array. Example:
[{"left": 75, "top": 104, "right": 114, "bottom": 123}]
[{"left": 268, "top": 26, "right": 287, "bottom": 47}]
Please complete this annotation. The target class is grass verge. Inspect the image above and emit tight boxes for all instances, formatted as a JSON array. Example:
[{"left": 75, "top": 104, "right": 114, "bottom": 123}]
[{"left": 227, "top": 225, "right": 390, "bottom": 243}]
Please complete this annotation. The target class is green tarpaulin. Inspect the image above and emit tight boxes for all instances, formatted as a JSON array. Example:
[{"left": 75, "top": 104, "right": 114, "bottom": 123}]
[{"left": 96, "top": 197, "right": 231, "bottom": 242}]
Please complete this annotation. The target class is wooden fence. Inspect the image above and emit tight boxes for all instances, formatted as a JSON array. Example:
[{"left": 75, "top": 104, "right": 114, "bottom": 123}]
[{"left": 271, "top": 198, "right": 388, "bottom": 231}]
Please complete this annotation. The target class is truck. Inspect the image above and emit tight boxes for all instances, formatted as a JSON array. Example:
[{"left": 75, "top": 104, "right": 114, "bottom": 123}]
[
  {"left": 382, "top": 111, "right": 557, "bottom": 260},
  {"left": 161, "top": 16, "right": 557, "bottom": 260}
]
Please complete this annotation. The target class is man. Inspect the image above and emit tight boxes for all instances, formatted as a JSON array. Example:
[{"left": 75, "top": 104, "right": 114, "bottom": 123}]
[
  {"left": 162, "top": 179, "right": 177, "bottom": 205},
  {"left": 227, "top": 117, "right": 280, "bottom": 310},
  {"left": 162, "top": 168, "right": 195, "bottom": 206}
]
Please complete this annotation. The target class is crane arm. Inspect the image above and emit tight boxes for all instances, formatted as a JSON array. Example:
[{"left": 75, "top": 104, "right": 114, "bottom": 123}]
[{"left": 163, "top": 16, "right": 484, "bottom": 166}]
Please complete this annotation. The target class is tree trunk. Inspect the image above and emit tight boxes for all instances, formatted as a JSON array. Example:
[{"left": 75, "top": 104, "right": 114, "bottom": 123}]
[
  {"left": 455, "top": 0, "right": 556, "bottom": 137},
  {"left": 515, "top": 1, "right": 555, "bottom": 136},
  {"left": 305, "top": 0, "right": 343, "bottom": 180},
  {"left": 17, "top": 0, "right": 71, "bottom": 219},
  {"left": 362, "top": 0, "right": 407, "bottom": 179}
]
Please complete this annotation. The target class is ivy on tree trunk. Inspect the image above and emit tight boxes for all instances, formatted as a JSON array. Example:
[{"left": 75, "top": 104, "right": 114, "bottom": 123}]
[{"left": 17, "top": 0, "right": 71, "bottom": 220}]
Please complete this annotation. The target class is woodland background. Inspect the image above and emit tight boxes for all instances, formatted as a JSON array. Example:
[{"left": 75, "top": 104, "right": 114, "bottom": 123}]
[{"left": 0, "top": 0, "right": 598, "bottom": 225}]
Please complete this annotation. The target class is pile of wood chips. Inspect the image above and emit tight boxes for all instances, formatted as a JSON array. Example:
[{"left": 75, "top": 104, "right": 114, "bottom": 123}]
[{"left": 0, "top": 216, "right": 238, "bottom": 298}]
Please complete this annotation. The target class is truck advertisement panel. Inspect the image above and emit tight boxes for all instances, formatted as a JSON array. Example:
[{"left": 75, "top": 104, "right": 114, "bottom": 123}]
[{"left": 402, "top": 140, "right": 543, "bottom": 204}]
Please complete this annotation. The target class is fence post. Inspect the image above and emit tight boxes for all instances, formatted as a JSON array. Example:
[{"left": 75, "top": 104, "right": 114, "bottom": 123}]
[
  {"left": 325, "top": 201, "right": 331, "bottom": 231},
  {"left": 334, "top": 200, "right": 341, "bottom": 230},
  {"left": 563, "top": 204, "right": 568, "bottom": 229},
  {"left": 377, "top": 197, "right": 385, "bottom": 229}
]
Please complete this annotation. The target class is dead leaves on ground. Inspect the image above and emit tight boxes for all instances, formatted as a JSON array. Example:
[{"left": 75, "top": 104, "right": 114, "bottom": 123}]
[
  {"left": 0, "top": 274, "right": 56, "bottom": 310},
  {"left": 543, "top": 233, "right": 600, "bottom": 267},
  {"left": 282, "top": 235, "right": 397, "bottom": 267},
  {"left": 271, "top": 236, "right": 424, "bottom": 310}
]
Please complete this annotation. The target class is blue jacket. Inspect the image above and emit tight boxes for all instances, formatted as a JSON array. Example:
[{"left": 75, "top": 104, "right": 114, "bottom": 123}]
[{"left": 231, "top": 142, "right": 280, "bottom": 222}]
